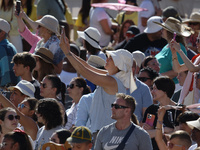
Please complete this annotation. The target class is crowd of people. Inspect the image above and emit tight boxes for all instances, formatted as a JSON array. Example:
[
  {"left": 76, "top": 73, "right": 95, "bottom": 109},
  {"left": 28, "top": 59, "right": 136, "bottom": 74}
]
[{"left": 0, "top": 0, "right": 200, "bottom": 149}]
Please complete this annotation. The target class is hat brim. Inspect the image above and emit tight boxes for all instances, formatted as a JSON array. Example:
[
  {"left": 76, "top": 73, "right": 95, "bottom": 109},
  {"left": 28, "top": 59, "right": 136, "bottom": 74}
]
[
  {"left": 8, "top": 86, "right": 34, "bottom": 98},
  {"left": 33, "top": 54, "right": 54, "bottom": 64},
  {"left": 153, "top": 21, "right": 191, "bottom": 37},
  {"left": 144, "top": 26, "right": 163, "bottom": 34},
  {"left": 186, "top": 120, "right": 200, "bottom": 130},
  {"left": 183, "top": 19, "right": 200, "bottom": 23},
  {"left": 67, "top": 137, "right": 90, "bottom": 143},
  {"left": 77, "top": 31, "right": 101, "bottom": 49},
  {"left": 35, "top": 21, "right": 60, "bottom": 36}
]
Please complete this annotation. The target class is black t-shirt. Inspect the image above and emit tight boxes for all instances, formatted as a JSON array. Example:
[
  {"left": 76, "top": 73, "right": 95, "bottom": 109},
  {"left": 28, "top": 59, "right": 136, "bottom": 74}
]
[
  {"left": 124, "top": 33, "right": 168, "bottom": 56},
  {"left": 142, "top": 104, "right": 182, "bottom": 150}
]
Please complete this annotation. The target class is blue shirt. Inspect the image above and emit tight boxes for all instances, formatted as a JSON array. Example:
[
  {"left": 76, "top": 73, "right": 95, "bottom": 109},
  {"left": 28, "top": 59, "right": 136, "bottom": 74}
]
[{"left": 0, "top": 39, "right": 20, "bottom": 86}]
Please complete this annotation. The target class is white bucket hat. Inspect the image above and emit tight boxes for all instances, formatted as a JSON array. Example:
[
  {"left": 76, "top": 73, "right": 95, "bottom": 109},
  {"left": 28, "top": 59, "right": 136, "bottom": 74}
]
[
  {"left": 0, "top": 18, "right": 10, "bottom": 33},
  {"left": 144, "top": 16, "right": 163, "bottom": 33},
  {"left": 186, "top": 118, "right": 200, "bottom": 130},
  {"left": 154, "top": 17, "right": 191, "bottom": 37},
  {"left": 106, "top": 49, "right": 137, "bottom": 93},
  {"left": 8, "top": 80, "right": 35, "bottom": 97},
  {"left": 36, "top": 15, "right": 60, "bottom": 36},
  {"left": 77, "top": 27, "right": 101, "bottom": 49}
]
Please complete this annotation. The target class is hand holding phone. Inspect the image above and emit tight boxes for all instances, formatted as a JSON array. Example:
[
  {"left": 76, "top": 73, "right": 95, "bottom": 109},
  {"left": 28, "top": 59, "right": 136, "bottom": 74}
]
[
  {"left": 145, "top": 114, "right": 155, "bottom": 126},
  {"left": 16, "top": 0, "right": 21, "bottom": 16}
]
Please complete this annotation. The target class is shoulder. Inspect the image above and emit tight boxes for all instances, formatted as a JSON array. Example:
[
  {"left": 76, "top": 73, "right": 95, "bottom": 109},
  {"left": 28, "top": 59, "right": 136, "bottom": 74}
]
[
  {"left": 133, "top": 123, "right": 150, "bottom": 135},
  {"left": 99, "top": 122, "right": 115, "bottom": 133}
]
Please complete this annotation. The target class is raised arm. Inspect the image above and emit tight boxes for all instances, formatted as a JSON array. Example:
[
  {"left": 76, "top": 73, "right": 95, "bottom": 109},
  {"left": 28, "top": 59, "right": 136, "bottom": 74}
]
[
  {"left": 59, "top": 30, "right": 117, "bottom": 95},
  {"left": 155, "top": 107, "right": 168, "bottom": 150},
  {"left": 170, "top": 40, "right": 200, "bottom": 72},
  {"left": 0, "top": 94, "right": 38, "bottom": 140}
]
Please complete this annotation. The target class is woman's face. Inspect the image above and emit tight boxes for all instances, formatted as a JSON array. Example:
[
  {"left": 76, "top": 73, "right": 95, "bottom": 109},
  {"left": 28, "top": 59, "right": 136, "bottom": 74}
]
[
  {"left": 104, "top": 56, "right": 118, "bottom": 75},
  {"left": 40, "top": 77, "right": 56, "bottom": 98},
  {"left": 34, "top": 56, "right": 41, "bottom": 71},
  {"left": 1, "top": 138, "right": 16, "bottom": 150},
  {"left": 146, "top": 59, "right": 160, "bottom": 73},
  {"left": 1, "top": 111, "right": 19, "bottom": 132},
  {"left": 67, "top": 80, "right": 83, "bottom": 102},
  {"left": 151, "top": 84, "right": 165, "bottom": 101},
  {"left": 188, "top": 22, "right": 200, "bottom": 31},
  {"left": 18, "top": 100, "right": 31, "bottom": 117},
  {"left": 123, "top": 23, "right": 131, "bottom": 37},
  {"left": 37, "top": 25, "right": 50, "bottom": 38}
]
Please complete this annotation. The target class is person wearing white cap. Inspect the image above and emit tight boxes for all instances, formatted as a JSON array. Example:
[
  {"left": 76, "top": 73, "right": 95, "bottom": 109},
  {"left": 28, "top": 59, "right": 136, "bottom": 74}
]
[
  {"left": 15, "top": 9, "right": 65, "bottom": 74},
  {"left": 8, "top": 80, "right": 35, "bottom": 107},
  {"left": 0, "top": 18, "right": 20, "bottom": 87},
  {"left": 186, "top": 118, "right": 200, "bottom": 150},
  {"left": 60, "top": 30, "right": 136, "bottom": 138},
  {"left": 124, "top": 16, "right": 167, "bottom": 56}
]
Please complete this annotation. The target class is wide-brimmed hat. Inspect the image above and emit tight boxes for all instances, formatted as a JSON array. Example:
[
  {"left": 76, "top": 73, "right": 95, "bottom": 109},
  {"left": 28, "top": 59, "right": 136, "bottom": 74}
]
[
  {"left": 77, "top": 27, "right": 101, "bottom": 49},
  {"left": 34, "top": 48, "right": 54, "bottom": 64},
  {"left": 87, "top": 55, "right": 106, "bottom": 68},
  {"left": 36, "top": 15, "right": 60, "bottom": 36},
  {"left": 183, "top": 12, "right": 200, "bottom": 23},
  {"left": 162, "top": 6, "right": 182, "bottom": 22},
  {"left": 8, "top": 80, "right": 35, "bottom": 97},
  {"left": 186, "top": 118, "right": 200, "bottom": 130},
  {"left": 154, "top": 17, "right": 191, "bottom": 37},
  {"left": 0, "top": 18, "right": 10, "bottom": 33},
  {"left": 144, "top": 16, "right": 163, "bottom": 33},
  {"left": 67, "top": 126, "right": 92, "bottom": 143}
]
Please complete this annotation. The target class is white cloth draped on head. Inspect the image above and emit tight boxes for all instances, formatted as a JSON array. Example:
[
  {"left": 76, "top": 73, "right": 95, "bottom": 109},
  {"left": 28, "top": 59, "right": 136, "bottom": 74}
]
[{"left": 107, "top": 49, "right": 137, "bottom": 93}]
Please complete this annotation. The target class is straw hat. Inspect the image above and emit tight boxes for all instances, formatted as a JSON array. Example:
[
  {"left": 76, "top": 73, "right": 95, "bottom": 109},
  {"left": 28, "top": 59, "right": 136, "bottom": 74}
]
[
  {"left": 36, "top": 15, "right": 60, "bottom": 36},
  {"left": 183, "top": 12, "right": 200, "bottom": 23},
  {"left": 34, "top": 48, "right": 54, "bottom": 64},
  {"left": 87, "top": 55, "right": 105, "bottom": 68},
  {"left": 8, "top": 80, "right": 35, "bottom": 97},
  {"left": 154, "top": 17, "right": 191, "bottom": 37},
  {"left": 77, "top": 27, "right": 101, "bottom": 49}
]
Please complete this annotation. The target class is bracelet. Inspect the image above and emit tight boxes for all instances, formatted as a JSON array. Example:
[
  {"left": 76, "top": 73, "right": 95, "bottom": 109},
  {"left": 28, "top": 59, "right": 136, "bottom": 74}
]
[
  {"left": 65, "top": 52, "right": 72, "bottom": 56},
  {"left": 158, "top": 120, "right": 163, "bottom": 124},
  {"left": 156, "top": 127, "right": 161, "bottom": 130}
]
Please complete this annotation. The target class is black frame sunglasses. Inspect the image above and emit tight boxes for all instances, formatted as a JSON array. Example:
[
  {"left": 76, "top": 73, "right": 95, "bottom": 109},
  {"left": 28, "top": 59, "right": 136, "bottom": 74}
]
[
  {"left": 7, "top": 115, "right": 20, "bottom": 120},
  {"left": 137, "top": 77, "right": 151, "bottom": 82},
  {"left": 67, "top": 83, "right": 79, "bottom": 89},
  {"left": 111, "top": 104, "right": 129, "bottom": 109}
]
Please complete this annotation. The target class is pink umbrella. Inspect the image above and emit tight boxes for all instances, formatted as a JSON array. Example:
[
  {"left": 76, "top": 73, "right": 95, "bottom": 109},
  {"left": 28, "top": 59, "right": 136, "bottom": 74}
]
[{"left": 91, "top": 3, "right": 147, "bottom": 12}]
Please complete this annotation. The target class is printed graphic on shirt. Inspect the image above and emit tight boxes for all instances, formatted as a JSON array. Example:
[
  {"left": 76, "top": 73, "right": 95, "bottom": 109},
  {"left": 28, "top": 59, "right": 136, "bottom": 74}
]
[
  {"left": 103, "top": 136, "right": 124, "bottom": 150},
  {"left": 144, "top": 47, "right": 162, "bottom": 56}
]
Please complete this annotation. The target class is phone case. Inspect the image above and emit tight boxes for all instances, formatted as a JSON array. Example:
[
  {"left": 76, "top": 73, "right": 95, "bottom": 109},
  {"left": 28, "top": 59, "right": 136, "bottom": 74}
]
[{"left": 145, "top": 113, "right": 155, "bottom": 126}]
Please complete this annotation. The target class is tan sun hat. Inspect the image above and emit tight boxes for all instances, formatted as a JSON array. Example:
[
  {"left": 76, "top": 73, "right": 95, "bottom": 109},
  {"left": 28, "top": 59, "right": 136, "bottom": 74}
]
[
  {"left": 36, "top": 15, "right": 60, "bottom": 36},
  {"left": 34, "top": 48, "right": 54, "bottom": 64},
  {"left": 87, "top": 55, "right": 105, "bottom": 68},
  {"left": 183, "top": 12, "right": 200, "bottom": 23},
  {"left": 154, "top": 17, "right": 191, "bottom": 37}
]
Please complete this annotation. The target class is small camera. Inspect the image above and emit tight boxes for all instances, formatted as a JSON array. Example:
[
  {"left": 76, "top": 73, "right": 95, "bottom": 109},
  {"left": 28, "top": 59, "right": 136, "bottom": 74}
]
[{"left": 147, "top": 114, "right": 152, "bottom": 119}]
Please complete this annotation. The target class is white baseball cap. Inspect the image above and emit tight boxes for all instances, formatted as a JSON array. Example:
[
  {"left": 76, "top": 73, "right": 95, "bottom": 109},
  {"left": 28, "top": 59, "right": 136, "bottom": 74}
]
[
  {"left": 144, "top": 16, "right": 163, "bottom": 33},
  {"left": 0, "top": 18, "right": 10, "bottom": 33}
]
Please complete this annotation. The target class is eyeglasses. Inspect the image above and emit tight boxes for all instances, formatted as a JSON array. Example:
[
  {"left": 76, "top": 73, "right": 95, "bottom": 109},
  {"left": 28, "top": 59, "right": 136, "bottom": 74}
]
[
  {"left": 189, "top": 22, "right": 199, "bottom": 26},
  {"left": 40, "top": 82, "right": 47, "bottom": 88},
  {"left": 167, "top": 142, "right": 183, "bottom": 149},
  {"left": 67, "top": 84, "right": 78, "bottom": 89},
  {"left": 111, "top": 104, "right": 129, "bottom": 109},
  {"left": 6, "top": 115, "right": 20, "bottom": 121},
  {"left": 18, "top": 103, "right": 30, "bottom": 109},
  {"left": 138, "top": 77, "right": 151, "bottom": 82},
  {"left": 126, "top": 33, "right": 135, "bottom": 38}
]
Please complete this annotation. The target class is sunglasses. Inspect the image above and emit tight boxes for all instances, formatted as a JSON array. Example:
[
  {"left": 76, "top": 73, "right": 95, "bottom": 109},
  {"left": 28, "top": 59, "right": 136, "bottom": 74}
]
[
  {"left": 7, "top": 115, "right": 20, "bottom": 121},
  {"left": 167, "top": 142, "right": 182, "bottom": 149},
  {"left": 18, "top": 103, "right": 29, "bottom": 109},
  {"left": 138, "top": 77, "right": 151, "bottom": 82},
  {"left": 67, "top": 84, "right": 78, "bottom": 89},
  {"left": 189, "top": 22, "right": 199, "bottom": 26},
  {"left": 111, "top": 104, "right": 129, "bottom": 109},
  {"left": 126, "top": 33, "right": 135, "bottom": 38},
  {"left": 40, "top": 82, "right": 47, "bottom": 88}
]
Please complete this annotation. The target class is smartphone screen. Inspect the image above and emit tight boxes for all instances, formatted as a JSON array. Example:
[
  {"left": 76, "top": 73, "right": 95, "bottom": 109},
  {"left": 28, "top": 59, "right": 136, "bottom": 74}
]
[{"left": 16, "top": 1, "right": 21, "bottom": 15}]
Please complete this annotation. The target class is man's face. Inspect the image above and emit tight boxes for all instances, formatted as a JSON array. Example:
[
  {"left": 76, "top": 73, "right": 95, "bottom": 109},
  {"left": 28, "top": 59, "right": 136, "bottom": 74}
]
[
  {"left": 70, "top": 142, "right": 92, "bottom": 150},
  {"left": 13, "top": 63, "right": 27, "bottom": 77},
  {"left": 10, "top": 89, "right": 26, "bottom": 107},
  {"left": 111, "top": 98, "right": 129, "bottom": 120}
]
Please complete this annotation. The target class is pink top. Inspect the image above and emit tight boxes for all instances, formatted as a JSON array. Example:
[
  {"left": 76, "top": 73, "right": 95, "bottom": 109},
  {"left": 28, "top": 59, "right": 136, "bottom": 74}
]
[{"left": 19, "top": 26, "right": 41, "bottom": 53}]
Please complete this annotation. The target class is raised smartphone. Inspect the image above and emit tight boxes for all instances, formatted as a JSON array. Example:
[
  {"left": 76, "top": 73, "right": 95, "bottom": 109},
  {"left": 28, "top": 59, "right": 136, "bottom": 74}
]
[
  {"left": 16, "top": 1, "right": 21, "bottom": 15},
  {"left": 145, "top": 113, "right": 155, "bottom": 126}
]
